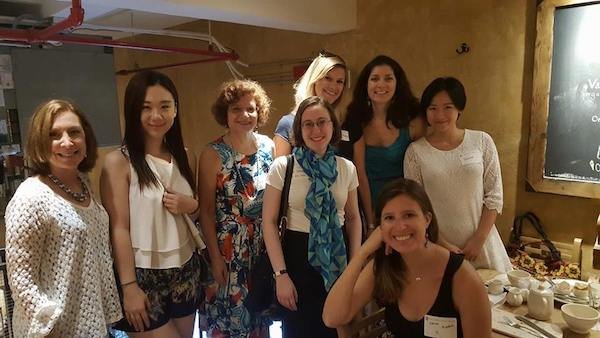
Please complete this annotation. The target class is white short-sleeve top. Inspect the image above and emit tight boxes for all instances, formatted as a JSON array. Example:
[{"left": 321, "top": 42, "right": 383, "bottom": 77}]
[{"left": 266, "top": 155, "right": 359, "bottom": 233}]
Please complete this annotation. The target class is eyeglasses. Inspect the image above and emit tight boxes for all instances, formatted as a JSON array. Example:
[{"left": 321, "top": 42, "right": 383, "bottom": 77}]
[{"left": 301, "top": 118, "right": 332, "bottom": 130}]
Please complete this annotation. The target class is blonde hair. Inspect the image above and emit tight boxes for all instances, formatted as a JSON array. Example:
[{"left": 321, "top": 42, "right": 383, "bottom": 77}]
[{"left": 293, "top": 52, "right": 346, "bottom": 111}]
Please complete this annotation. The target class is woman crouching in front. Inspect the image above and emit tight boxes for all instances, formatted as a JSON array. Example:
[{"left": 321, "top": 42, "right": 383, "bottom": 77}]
[{"left": 323, "top": 178, "right": 491, "bottom": 338}]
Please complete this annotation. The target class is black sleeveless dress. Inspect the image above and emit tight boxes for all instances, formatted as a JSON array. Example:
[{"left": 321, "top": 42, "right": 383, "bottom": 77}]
[{"left": 384, "top": 252, "right": 465, "bottom": 338}]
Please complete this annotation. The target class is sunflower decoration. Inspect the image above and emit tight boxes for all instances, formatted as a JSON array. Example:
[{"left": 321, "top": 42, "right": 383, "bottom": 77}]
[
  {"left": 565, "top": 263, "right": 581, "bottom": 279},
  {"left": 534, "top": 261, "right": 549, "bottom": 276},
  {"left": 518, "top": 253, "right": 536, "bottom": 270},
  {"left": 549, "top": 264, "right": 565, "bottom": 278}
]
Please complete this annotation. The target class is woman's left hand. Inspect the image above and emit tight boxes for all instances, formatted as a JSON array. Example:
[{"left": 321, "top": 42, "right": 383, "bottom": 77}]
[
  {"left": 162, "top": 187, "right": 198, "bottom": 215},
  {"left": 462, "top": 233, "right": 486, "bottom": 261}
]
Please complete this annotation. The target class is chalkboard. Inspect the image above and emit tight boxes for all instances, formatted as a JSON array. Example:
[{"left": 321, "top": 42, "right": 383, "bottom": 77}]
[
  {"left": 528, "top": 0, "right": 600, "bottom": 198},
  {"left": 545, "top": 3, "right": 600, "bottom": 183}
]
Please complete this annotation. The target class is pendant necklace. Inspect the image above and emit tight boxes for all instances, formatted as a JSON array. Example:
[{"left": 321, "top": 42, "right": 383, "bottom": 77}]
[{"left": 48, "top": 174, "right": 89, "bottom": 202}]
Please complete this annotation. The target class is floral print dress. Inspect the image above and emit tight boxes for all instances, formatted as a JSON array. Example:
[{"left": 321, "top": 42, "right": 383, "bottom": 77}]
[{"left": 199, "top": 133, "right": 274, "bottom": 337}]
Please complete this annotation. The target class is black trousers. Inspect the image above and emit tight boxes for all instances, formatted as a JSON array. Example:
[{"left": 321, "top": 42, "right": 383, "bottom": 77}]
[{"left": 280, "top": 230, "right": 340, "bottom": 338}]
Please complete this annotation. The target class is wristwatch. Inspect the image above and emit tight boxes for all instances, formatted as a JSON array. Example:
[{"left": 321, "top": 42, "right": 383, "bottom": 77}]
[{"left": 273, "top": 269, "right": 288, "bottom": 278}]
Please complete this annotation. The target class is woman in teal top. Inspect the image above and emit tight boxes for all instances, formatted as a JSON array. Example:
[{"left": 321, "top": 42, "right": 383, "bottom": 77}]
[
  {"left": 365, "top": 126, "right": 412, "bottom": 204},
  {"left": 343, "top": 55, "right": 425, "bottom": 231}
]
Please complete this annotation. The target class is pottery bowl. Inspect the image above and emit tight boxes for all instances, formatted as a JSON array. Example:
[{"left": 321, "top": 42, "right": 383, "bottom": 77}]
[{"left": 561, "top": 303, "right": 600, "bottom": 334}]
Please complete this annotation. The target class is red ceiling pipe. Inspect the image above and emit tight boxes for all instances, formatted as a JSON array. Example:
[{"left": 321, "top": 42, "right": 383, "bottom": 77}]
[
  {"left": 115, "top": 56, "right": 236, "bottom": 75},
  {"left": 0, "top": 0, "right": 83, "bottom": 44},
  {"left": 0, "top": 0, "right": 238, "bottom": 60},
  {"left": 35, "top": 0, "right": 83, "bottom": 42},
  {"left": 56, "top": 35, "right": 239, "bottom": 59}
]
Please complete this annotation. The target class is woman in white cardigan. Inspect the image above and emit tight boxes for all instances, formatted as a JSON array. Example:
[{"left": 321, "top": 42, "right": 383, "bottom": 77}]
[{"left": 5, "top": 99, "right": 122, "bottom": 337}]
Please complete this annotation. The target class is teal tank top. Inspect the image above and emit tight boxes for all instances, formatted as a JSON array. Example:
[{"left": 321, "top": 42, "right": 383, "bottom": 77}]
[{"left": 365, "top": 127, "right": 412, "bottom": 207}]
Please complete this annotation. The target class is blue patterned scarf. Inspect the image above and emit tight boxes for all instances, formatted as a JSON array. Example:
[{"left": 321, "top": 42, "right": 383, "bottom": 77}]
[{"left": 294, "top": 146, "right": 347, "bottom": 291}]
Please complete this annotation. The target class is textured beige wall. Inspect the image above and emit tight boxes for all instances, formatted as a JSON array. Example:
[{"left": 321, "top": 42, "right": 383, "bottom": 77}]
[{"left": 109, "top": 0, "right": 600, "bottom": 244}]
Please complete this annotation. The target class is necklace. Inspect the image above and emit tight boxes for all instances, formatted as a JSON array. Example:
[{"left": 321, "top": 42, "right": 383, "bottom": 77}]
[{"left": 47, "top": 174, "right": 89, "bottom": 202}]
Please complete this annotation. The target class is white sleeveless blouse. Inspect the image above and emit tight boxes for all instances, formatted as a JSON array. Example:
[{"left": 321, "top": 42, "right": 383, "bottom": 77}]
[{"left": 129, "top": 154, "right": 194, "bottom": 269}]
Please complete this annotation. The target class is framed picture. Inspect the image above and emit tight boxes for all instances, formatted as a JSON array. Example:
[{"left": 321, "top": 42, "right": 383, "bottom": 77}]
[{"left": 528, "top": 0, "right": 600, "bottom": 198}]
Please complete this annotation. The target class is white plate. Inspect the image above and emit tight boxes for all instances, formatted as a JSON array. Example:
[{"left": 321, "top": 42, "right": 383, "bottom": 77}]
[{"left": 551, "top": 278, "right": 589, "bottom": 305}]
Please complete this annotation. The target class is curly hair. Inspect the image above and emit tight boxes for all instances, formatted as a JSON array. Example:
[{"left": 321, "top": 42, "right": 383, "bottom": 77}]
[
  {"left": 212, "top": 79, "right": 271, "bottom": 128},
  {"left": 344, "top": 55, "right": 419, "bottom": 133},
  {"left": 26, "top": 99, "right": 98, "bottom": 175}
]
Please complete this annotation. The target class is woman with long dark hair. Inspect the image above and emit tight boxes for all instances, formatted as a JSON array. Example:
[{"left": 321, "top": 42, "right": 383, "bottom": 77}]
[
  {"left": 101, "top": 70, "right": 201, "bottom": 337},
  {"left": 263, "top": 96, "right": 362, "bottom": 338},
  {"left": 341, "top": 55, "right": 425, "bottom": 231},
  {"left": 323, "top": 178, "right": 491, "bottom": 338}
]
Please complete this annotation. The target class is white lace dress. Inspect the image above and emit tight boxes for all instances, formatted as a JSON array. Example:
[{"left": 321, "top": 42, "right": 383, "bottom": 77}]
[
  {"left": 404, "top": 129, "right": 513, "bottom": 272},
  {"left": 5, "top": 177, "right": 122, "bottom": 337}
]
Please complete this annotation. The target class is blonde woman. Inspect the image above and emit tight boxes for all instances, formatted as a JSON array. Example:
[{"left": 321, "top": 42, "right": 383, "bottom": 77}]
[{"left": 274, "top": 51, "right": 347, "bottom": 157}]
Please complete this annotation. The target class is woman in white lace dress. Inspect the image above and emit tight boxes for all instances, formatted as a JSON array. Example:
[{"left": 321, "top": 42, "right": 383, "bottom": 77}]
[
  {"left": 403, "top": 77, "right": 512, "bottom": 272},
  {"left": 5, "top": 99, "right": 122, "bottom": 337}
]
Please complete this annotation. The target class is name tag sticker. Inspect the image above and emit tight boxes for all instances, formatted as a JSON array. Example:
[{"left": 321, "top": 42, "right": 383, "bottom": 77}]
[
  {"left": 424, "top": 315, "right": 457, "bottom": 338},
  {"left": 341, "top": 130, "right": 350, "bottom": 142},
  {"left": 459, "top": 151, "right": 482, "bottom": 166}
]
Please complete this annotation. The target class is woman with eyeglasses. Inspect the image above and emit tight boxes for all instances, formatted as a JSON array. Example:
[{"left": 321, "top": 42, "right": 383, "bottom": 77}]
[
  {"left": 341, "top": 55, "right": 425, "bottom": 233},
  {"left": 273, "top": 51, "right": 347, "bottom": 157},
  {"left": 262, "top": 96, "right": 362, "bottom": 338},
  {"left": 198, "top": 79, "right": 274, "bottom": 337}
]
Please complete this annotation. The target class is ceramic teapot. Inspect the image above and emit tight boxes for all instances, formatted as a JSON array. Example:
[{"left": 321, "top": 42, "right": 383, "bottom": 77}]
[{"left": 527, "top": 285, "right": 554, "bottom": 320}]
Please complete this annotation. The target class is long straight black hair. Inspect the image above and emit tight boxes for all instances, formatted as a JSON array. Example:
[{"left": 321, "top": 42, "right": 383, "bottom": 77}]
[
  {"left": 123, "top": 70, "right": 195, "bottom": 191},
  {"left": 344, "top": 55, "right": 420, "bottom": 133}
]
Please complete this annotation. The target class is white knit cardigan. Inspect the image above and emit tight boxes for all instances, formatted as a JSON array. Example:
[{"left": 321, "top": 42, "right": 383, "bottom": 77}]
[{"left": 5, "top": 177, "right": 122, "bottom": 337}]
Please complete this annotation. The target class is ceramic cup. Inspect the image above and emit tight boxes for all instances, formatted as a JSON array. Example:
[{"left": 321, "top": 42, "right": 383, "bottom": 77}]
[
  {"left": 555, "top": 281, "right": 572, "bottom": 295},
  {"left": 589, "top": 282, "right": 600, "bottom": 309},
  {"left": 508, "top": 270, "right": 531, "bottom": 289},
  {"left": 487, "top": 279, "right": 504, "bottom": 295},
  {"left": 573, "top": 282, "right": 589, "bottom": 300}
]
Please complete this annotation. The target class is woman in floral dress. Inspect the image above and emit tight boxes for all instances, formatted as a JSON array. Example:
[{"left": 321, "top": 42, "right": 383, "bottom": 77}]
[{"left": 198, "top": 79, "right": 274, "bottom": 337}]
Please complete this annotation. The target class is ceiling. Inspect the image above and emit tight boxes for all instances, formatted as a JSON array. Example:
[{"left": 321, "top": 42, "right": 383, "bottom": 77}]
[{"left": 0, "top": 0, "right": 357, "bottom": 38}]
